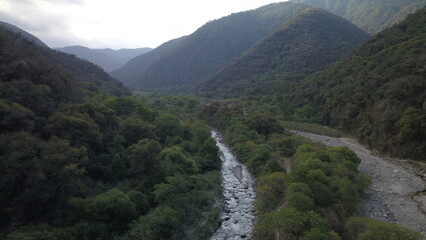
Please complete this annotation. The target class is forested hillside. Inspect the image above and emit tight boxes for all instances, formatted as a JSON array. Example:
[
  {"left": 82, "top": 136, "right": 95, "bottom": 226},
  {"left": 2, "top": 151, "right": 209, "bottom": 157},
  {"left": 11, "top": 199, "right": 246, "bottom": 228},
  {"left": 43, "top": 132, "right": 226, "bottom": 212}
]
[
  {"left": 110, "top": 36, "right": 187, "bottom": 88},
  {"left": 0, "top": 21, "right": 48, "bottom": 47},
  {"left": 199, "top": 8, "right": 370, "bottom": 97},
  {"left": 113, "top": 2, "right": 311, "bottom": 90},
  {"left": 287, "top": 7, "right": 426, "bottom": 160},
  {"left": 0, "top": 27, "right": 221, "bottom": 240},
  {"left": 56, "top": 46, "right": 152, "bottom": 72},
  {"left": 289, "top": 0, "right": 426, "bottom": 34}
]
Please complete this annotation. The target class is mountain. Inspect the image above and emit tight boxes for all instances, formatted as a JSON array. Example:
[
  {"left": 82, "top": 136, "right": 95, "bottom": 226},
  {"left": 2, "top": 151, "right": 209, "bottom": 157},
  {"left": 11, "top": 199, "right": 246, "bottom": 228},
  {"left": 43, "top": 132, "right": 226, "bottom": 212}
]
[
  {"left": 289, "top": 0, "right": 426, "bottom": 34},
  {"left": 288, "top": 7, "right": 426, "bottom": 160},
  {"left": 110, "top": 36, "right": 187, "bottom": 88},
  {"left": 199, "top": 8, "right": 370, "bottom": 97},
  {"left": 0, "top": 21, "right": 48, "bottom": 47},
  {"left": 113, "top": 2, "right": 311, "bottom": 90},
  {"left": 56, "top": 46, "right": 152, "bottom": 72}
]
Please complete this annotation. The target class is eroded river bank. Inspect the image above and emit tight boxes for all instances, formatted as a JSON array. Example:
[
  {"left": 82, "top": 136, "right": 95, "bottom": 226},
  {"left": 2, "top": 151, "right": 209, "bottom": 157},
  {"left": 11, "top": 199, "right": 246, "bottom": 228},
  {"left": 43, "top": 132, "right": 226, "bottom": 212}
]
[{"left": 293, "top": 131, "right": 426, "bottom": 237}]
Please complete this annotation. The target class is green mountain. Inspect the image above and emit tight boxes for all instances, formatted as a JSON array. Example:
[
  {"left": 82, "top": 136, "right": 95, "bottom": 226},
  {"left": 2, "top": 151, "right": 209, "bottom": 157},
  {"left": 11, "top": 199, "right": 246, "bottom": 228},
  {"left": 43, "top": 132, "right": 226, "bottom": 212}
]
[
  {"left": 56, "top": 46, "right": 152, "bottom": 72},
  {"left": 0, "top": 23, "right": 129, "bottom": 99},
  {"left": 288, "top": 7, "right": 426, "bottom": 160},
  {"left": 289, "top": 0, "right": 426, "bottom": 34},
  {"left": 110, "top": 36, "right": 187, "bottom": 88},
  {"left": 113, "top": 2, "right": 311, "bottom": 90},
  {"left": 199, "top": 8, "right": 370, "bottom": 97},
  {"left": 0, "top": 24, "right": 222, "bottom": 240}
]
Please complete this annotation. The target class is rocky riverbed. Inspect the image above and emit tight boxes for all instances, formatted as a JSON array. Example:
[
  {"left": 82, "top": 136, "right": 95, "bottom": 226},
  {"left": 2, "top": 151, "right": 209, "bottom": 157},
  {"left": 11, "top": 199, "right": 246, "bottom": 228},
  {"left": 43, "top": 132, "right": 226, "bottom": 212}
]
[
  {"left": 210, "top": 130, "right": 256, "bottom": 240},
  {"left": 293, "top": 131, "right": 426, "bottom": 238}
]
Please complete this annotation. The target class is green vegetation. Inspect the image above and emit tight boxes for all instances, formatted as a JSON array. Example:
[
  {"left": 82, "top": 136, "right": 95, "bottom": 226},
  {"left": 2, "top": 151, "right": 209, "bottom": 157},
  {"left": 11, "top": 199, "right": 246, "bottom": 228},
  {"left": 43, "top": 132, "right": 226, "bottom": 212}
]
[
  {"left": 201, "top": 101, "right": 422, "bottom": 239},
  {"left": 290, "top": 0, "right": 426, "bottom": 34},
  {"left": 199, "top": 8, "right": 369, "bottom": 97},
  {"left": 0, "top": 28, "right": 221, "bottom": 240},
  {"left": 113, "top": 2, "right": 311, "bottom": 90},
  {"left": 281, "top": 121, "right": 344, "bottom": 137},
  {"left": 1, "top": 3, "right": 425, "bottom": 240},
  {"left": 286, "top": 7, "right": 426, "bottom": 160},
  {"left": 110, "top": 37, "right": 188, "bottom": 88}
]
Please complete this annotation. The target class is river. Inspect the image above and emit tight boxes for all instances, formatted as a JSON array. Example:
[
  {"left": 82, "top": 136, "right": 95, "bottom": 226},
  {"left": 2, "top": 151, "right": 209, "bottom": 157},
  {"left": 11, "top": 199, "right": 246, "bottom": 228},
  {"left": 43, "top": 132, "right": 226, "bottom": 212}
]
[{"left": 210, "top": 130, "right": 256, "bottom": 240}]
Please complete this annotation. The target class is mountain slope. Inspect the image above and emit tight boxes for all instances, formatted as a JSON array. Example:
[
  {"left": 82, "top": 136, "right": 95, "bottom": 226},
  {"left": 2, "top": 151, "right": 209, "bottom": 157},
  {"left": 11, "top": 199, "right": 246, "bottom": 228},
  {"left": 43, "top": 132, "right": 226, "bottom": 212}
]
[
  {"left": 56, "top": 46, "right": 152, "bottom": 72},
  {"left": 199, "top": 8, "right": 370, "bottom": 97},
  {"left": 110, "top": 36, "right": 187, "bottom": 88},
  {"left": 289, "top": 0, "right": 426, "bottom": 34},
  {"left": 0, "top": 21, "right": 48, "bottom": 47},
  {"left": 117, "top": 2, "right": 310, "bottom": 90},
  {"left": 0, "top": 24, "right": 129, "bottom": 100},
  {"left": 288, "top": 7, "right": 426, "bottom": 160}
]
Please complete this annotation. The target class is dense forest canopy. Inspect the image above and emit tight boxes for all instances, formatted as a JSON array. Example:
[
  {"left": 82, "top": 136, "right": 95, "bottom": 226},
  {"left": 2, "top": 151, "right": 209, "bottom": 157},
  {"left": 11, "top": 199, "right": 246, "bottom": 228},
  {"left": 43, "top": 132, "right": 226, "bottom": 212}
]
[
  {"left": 198, "top": 8, "right": 370, "bottom": 98},
  {"left": 286, "top": 7, "right": 426, "bottom": 160},
  {"left": 112, "top": 2, "right": 311, "bottom": 90},
  {"left": 289, "top": 0, "right": 426, "bottom": 34},
  {"left": 0, "top": 27, "right": 222, "bottom": 240},
  {"left": 0, "top": 1, "right": 425, "bottom": 239}
]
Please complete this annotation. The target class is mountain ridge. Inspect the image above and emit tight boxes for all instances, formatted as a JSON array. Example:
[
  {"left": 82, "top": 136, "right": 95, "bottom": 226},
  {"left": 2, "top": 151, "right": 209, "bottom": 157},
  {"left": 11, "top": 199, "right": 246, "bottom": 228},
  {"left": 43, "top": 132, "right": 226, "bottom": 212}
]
[
  {"left": 56, "top": 45, "right": 152, "bottom": 72},
  {"left": 0, "top": 21, "right": 48, "bottom": 47},
  {"left": 199, "top": 8, "right": 370, "bottom": 97},
  {"left": 110, "top": 36, "right": 187, "bottom": 88},
  {"left": 289, "top": 0, "right": 426, "bottom": 34},
  {"left": 113, "top": 2, "right": 311, "bottom": 90}
]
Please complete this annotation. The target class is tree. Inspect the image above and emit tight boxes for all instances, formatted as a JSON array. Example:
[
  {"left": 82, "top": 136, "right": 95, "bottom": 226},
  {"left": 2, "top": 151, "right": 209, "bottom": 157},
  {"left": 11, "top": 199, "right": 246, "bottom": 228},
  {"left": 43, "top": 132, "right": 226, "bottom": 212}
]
[
  {"left": 345, "top": 217, "right": 422, "bottom": 240},
  {"left": 0, "top": 100, "right": 35, "bottom": 133},
  {"left": 45, "top": 112, "right": 103, "bottom": 150},
  {"left": 119, "top": 118, "right": 156, "bottom": 147},
  {"left": 247, "top": 113, "right": 284, "bottom": 139},
  {"left": 154, "top": 114, "right": 184, "bottom": 144},
  {"left": 128, "top": 206, "right": 180, "bottom": 240},
  {"left": 196, "top": 137, "right": 220, "bottom": 171},
  {"left": 159, "top": 146, "right": 199, "bottom": 176},
  {"left": 127, "top": 190, "right": 150, "bottom": 215},
  {"left": 126, "top": 139, "right": 163, "bottom": 185},
  {"left": 247, "top": 144, "right": 274, "bottom": 175},
  {"left": 256, "top": 172, "right": 287, "bottom": 213},
  {"left": 105, "top": 97, "right": 140, "bottom": 116},
  {"left": 287, "top": 192, "right": 315, "bottom": 212},
  {"left": 68, "top": 188, "right": 137, "bottom": 233}
]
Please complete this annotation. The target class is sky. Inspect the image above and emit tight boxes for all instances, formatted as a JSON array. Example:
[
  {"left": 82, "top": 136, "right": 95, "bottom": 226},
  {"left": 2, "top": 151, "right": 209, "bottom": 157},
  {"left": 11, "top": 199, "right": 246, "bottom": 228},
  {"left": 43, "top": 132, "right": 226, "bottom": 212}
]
[{"left": 0, "top": 0, "right": 284, "bottom": 49}]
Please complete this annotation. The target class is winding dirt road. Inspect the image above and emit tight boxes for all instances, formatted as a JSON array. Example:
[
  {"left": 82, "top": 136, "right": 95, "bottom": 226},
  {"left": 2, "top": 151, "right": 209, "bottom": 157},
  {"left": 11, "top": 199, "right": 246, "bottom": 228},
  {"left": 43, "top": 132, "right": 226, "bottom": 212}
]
[{"left": 293, "top": 131, "right": 426, "bottom": 238}]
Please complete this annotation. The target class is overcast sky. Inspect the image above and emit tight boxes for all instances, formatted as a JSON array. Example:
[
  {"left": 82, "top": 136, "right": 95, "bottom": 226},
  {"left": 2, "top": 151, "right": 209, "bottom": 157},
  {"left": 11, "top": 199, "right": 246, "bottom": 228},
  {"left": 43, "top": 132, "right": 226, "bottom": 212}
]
[{"left": 0, "top": 0, "right": 284, "bottom": 49}]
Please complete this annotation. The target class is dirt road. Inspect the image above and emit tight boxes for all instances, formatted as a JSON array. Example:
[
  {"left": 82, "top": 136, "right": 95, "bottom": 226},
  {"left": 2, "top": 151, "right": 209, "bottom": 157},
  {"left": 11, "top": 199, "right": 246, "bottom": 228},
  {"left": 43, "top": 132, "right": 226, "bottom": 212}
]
[{"left": 293, "top": 131, "right": 426, "bottom": 237}]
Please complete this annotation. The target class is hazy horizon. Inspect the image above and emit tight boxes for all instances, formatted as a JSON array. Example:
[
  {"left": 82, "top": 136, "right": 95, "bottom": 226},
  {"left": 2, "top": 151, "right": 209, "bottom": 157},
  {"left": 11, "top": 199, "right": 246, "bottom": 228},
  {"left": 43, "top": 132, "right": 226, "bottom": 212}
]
[{"left": 0, "top": 0, "right": 284, "bottom": 50}]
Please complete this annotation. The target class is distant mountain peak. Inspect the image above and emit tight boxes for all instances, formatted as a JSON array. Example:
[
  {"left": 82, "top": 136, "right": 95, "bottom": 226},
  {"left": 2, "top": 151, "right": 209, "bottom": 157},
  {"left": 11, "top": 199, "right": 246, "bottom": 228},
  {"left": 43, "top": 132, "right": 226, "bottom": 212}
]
[{"left": 56, "top": 46, "right": 152, "bottom": 72}]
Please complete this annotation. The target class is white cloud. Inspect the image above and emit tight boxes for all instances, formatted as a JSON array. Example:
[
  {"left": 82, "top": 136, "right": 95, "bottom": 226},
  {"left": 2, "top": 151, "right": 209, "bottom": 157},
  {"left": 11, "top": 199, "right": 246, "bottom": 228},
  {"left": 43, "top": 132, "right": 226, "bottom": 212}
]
[{"left": 0, "top": 0, "right": 283, "bottom": 49}]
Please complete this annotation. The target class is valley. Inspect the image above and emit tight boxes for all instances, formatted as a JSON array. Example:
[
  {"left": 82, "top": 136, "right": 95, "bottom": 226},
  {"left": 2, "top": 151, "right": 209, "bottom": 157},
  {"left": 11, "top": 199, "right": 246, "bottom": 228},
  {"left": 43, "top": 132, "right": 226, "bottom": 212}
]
[{"left": 0, "top": 0, "right": 425, "bottom": 239}]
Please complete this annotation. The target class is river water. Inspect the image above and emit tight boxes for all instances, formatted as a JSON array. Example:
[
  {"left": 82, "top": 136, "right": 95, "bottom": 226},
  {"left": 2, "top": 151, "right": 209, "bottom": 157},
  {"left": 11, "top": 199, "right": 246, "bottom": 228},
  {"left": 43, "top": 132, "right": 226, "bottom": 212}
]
[{"left": 210, "top": 130, "right": 256, "bottom": 240}]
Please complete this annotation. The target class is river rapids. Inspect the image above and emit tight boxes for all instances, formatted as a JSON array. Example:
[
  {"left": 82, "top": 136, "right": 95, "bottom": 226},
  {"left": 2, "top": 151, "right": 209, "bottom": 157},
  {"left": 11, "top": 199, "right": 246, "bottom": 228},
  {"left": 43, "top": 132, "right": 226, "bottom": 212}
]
[{"left": 209, "top": 130, "right": 256, "bottom": 240}]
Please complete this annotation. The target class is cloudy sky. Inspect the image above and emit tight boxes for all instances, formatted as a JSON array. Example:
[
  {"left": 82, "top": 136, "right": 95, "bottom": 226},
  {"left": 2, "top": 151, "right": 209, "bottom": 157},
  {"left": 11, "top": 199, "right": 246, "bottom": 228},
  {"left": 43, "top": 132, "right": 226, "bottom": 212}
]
[{"left": 0, "top": 0, "right": 283, "bottom": 49}]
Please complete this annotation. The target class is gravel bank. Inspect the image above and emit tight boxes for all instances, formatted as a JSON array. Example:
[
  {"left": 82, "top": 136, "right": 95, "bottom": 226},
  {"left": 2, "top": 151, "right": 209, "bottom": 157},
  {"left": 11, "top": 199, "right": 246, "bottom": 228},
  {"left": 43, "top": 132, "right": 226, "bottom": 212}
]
[
  {"left": 293, "top": 131, "right": 426, "bottom": 237},
  {"left": 210, "top": 130, "right": 256, "bottom": 240}
]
